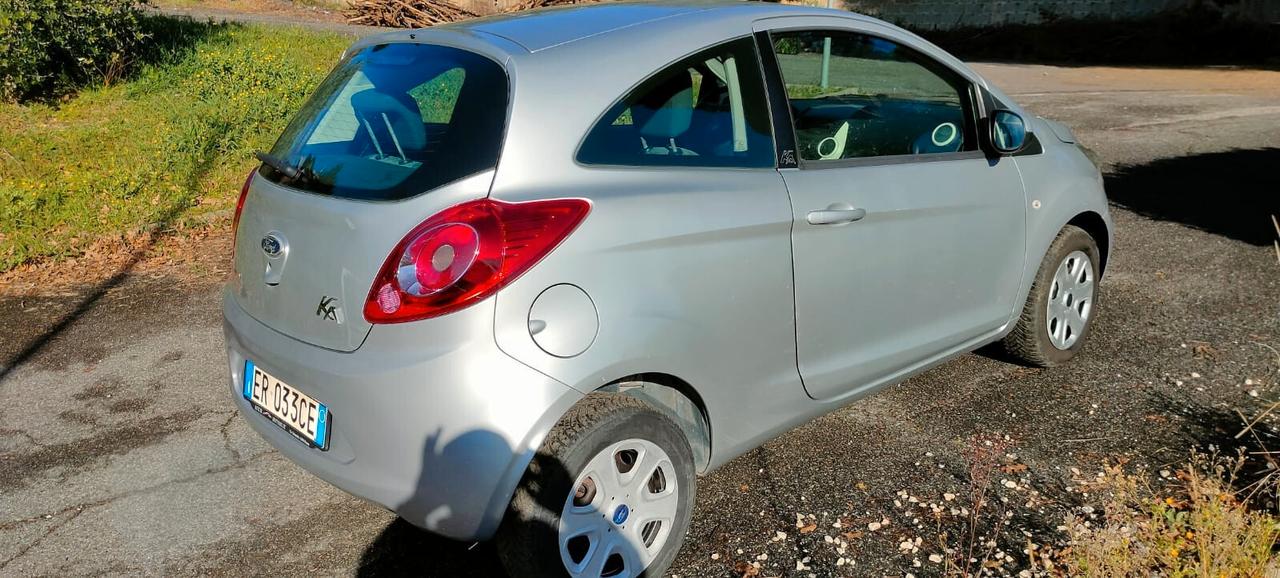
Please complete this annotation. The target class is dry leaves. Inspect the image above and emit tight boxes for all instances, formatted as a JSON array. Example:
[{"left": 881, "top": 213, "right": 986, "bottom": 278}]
[
  {"left": 1189, "top": 341, "right": 1219, "bottom": 360},
  {"left": 0, "top": 222, "right": 233, "bottom": 296},
  {"left": 1000, "top": 463, "right": 1029, "bottom": 474},
  {"left": 733, "top": 560, "right": 760, "bottom": 576},
  {"left": 345, "top": 0, "right": 479, "bottom": 27}
]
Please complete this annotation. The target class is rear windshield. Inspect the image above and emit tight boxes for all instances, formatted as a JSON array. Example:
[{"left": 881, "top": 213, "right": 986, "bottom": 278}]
[{"left": 260, "top": 43, "right": 508, "bottom": 201}]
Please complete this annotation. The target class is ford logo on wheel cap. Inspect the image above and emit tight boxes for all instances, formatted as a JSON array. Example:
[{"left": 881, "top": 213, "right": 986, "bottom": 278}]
[
  {"left": 612, "top": 504, "right": 630, "bottom": 525},
  {"left": 261, "top": 233, "right": 284, "bottom": 258}
]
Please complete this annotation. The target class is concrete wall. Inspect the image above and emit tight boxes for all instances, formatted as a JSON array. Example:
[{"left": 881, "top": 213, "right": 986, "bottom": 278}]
[
  {"left": 836, "top": 0, "right": 1280, "bottom": 29},
  {"left": 457, "top": 0, "right": 1280, "bottom": 27}
]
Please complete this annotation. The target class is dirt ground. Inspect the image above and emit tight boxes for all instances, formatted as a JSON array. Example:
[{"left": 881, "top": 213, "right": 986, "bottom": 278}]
[{"left": 2, "top": 51, "right": 1279, "bottom": 578}]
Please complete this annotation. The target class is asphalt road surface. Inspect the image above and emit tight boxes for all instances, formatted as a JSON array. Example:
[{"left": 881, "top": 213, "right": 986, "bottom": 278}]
[{"left": 2, "top": 62, "right": 1278, "bottom": 577}]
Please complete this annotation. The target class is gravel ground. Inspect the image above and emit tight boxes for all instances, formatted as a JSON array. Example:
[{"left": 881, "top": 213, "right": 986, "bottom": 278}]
[{"left": 1, "top": 62, "right": 1278, "bottom": 577}]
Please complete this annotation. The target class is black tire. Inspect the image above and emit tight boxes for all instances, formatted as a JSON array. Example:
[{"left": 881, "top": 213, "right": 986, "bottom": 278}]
[
  {"left": 496, "top": 393, "right": 696, "bottom": 578},
  {"left": 1002, "top": 224, "right": 1102, "bottom": 367}
]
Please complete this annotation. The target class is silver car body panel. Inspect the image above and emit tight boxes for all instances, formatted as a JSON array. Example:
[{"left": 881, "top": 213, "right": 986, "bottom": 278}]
[
  {"left": 1008, "top": 119, "right": 1114, "bottom": 313},
  {"left": 778, "top": 154, "right": 1027, "bottom": 400},
  {"left": 224, "top": 289, "right": 583, "bottom": 539},
  {"left": 748, "top": 16, "right": 1029, "bottom": 402},
  {"left": 223, "top": 0, "right": 1113, "bottom": 542},
  {"left": 232, "top": 171, "right": 496, "bottom": 351},
  {"left": 465, "top": 2, "right": 711, "bottom": 52}
]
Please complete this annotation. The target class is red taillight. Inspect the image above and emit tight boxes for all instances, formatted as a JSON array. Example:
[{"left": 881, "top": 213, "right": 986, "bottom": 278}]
[
  {"left": 364, "top": 198, "right": 591, "bottom": 323},
  {"left": 407, "top": 223, "right": 480, "bottom": 295},
  {"left": 233, "top": 170, "right": 255, "bottom": 242}
]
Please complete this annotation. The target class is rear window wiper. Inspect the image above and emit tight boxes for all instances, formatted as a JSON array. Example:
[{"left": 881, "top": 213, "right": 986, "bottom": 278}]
[
  {"left": 255, "top": 151, "right": 300, "bottom": 179},
  {"left": 254, "top": 151, "right": 320, "bottom": 185}
]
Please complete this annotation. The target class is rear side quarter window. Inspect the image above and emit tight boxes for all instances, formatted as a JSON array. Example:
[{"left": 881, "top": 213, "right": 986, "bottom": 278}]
[{"left": 577, "top": 37, "right": 775, "bottom": 169}]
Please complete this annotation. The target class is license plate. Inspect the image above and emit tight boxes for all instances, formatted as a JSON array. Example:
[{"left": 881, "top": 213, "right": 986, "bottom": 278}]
[{"left": 242, "top": 360, "right": 329, "bottom": 450}]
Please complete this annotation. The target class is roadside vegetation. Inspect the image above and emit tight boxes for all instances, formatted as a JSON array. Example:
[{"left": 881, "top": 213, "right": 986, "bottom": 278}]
[
  {"left": 0, "top": 13, "right": 348, "bottom": 273},
  {"left": 1059, "top": 453, "right": 1279, "bottom": 577},
  {"left": 0, "top": 0, "right": 152, "bottom": 101}
]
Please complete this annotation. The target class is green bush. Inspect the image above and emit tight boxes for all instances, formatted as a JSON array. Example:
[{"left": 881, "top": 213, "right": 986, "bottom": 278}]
[{"left": 0, "top": 0, "right": 150, "bottom": 101}]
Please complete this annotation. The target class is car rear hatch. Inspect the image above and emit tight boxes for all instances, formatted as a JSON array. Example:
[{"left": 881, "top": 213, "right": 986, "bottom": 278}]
[{"left": 230, "top": 41, "right": 509, "bottom": 352}]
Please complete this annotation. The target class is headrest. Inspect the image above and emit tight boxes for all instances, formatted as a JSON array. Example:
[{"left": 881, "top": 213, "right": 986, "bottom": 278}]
[
  {"left": 633, "top": 73, "right": 694, "bottom": 140},
  {"left": 350, "top": 89, "right": 427, "bottom": 151}
]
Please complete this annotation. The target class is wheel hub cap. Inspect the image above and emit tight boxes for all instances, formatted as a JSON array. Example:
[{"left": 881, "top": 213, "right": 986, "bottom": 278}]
[
  {"left": 1046, "top": 250, "right": 1094, "bottom": 350},
  {"left": 558, "top": 438, "right": 679, "bottom": 578}
]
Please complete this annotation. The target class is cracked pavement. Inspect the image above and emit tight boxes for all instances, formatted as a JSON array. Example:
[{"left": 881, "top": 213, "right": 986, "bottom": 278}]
[{"left": 2, "top": 63, "right": 1279, "bottom": 576}]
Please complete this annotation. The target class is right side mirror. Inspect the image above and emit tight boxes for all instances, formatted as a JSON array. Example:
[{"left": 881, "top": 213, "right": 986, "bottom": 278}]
[{"left": 989, "top": 109, "right": 1027, "bottom": 154}]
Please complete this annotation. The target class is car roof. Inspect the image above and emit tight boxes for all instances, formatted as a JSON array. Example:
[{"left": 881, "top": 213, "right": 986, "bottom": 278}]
[{"left": 443, "top": 0, "right": 859, "bottom": 53}]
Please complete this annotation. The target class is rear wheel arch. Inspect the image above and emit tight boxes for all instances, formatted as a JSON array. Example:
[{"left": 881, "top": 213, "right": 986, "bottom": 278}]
[
  {"left": 595, "top": 373, "right": 712, "bottom": 473},
  {"left": 1067, "top": 211, "right": 1111, "bottom": 274}
]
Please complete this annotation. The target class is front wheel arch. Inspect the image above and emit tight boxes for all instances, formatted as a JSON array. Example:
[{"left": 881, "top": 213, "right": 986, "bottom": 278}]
[{"left": 1067, "top": 210, "right": 1111, "bottom": 275}]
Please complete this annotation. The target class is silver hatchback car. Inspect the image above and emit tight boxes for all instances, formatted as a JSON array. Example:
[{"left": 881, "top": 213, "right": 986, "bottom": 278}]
[{"left": 224, "top": 2, "right": 1113, "bottom": 576}]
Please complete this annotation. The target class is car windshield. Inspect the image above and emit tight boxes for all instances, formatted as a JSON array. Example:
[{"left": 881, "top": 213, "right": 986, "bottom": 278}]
[{"left": 260, "top": 42, "right": 508, "bottom": 201}]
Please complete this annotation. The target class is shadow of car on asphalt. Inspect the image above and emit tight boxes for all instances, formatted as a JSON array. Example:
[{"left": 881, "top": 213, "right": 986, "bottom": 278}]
[
  {"left": 356, "top": 428, "right": 649, "bottom": 577},
  {"left": 355, "top": 427, "right": 510, "bottom": 577},
  {"left": 357, "top": 517, "right": 506, "bottom": 577}
]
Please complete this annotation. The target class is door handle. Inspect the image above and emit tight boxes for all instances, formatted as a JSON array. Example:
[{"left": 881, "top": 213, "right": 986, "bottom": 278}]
[{"left": 806, "top": 204, "right": 867, "bottom": 226}]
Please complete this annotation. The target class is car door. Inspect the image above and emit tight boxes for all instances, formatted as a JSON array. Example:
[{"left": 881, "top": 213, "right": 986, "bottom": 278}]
[{"left": 754, "top": 22, "right": 1027, "bottom": 401}]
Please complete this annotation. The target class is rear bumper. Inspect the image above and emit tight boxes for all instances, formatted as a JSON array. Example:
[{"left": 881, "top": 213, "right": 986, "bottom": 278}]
[{"left": 222, "top": 287, "right": 582, "bottom": 540}]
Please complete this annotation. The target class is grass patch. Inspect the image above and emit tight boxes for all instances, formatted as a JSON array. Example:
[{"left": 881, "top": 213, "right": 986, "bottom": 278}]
[{"left": 0, "top": 18, "right": 350, "bottom": 271}]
